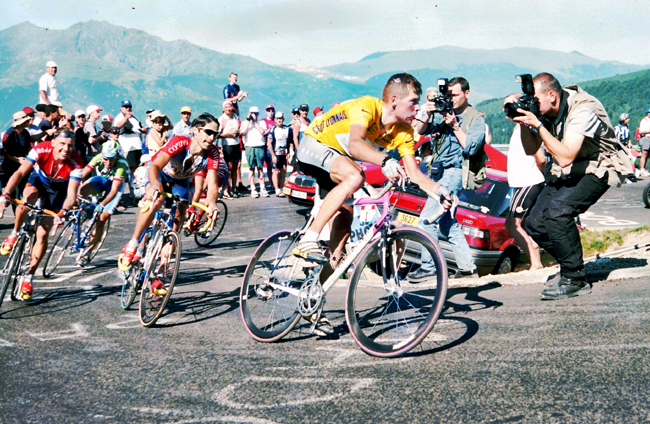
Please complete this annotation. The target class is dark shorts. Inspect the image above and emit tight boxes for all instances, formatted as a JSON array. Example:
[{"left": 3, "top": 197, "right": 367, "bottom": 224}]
[
  {"left": 158, "top": 172, "right": 190, "bottom": 201},
  {"left": 509, "top": 182, "right": 545, "bottom": 218},
  {"left": 223, "top": 145, "right": 242, "bottom": 163},
  {"left": 125, "top": 150, "right": 142, "bottom": 168},
  {"left": 297, "top": 161, "right": 337, "bottom": 199},
  {"left": 27, "top": 171, "right": 68, "bottom": 211},
  {"left": 273, "top": 155, "right": 287, "bottom": 170}
]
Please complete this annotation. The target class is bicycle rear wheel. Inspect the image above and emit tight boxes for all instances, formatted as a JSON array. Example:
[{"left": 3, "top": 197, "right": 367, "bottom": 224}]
[
  {"left": 139, "top": 231, "right": 181, "bottom": 327},
  {"left": 239, "top": 230, "right": 304, "bottom": 342},
  {"left": 194, "top": 200, "right": 228, "bottom": 247},
  {"left": 345, "top": 227, "right": 448, "bottom": 357},
  {"left": 42, "top": 220, "right": 76, "bottom": 278},
  {"left": 0, "top": 235, "right": 26, "bottom": 309}
]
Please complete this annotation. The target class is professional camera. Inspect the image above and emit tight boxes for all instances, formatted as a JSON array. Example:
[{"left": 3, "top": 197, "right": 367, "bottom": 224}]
[
  {"left": 504, "top": 74, "right": 540, "bottom": 118},
  {"left": 429, "top": 78, "right": 453, "bottom": 115}
]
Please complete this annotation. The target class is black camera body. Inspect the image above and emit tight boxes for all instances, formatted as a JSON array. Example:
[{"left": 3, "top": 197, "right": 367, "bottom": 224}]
[
  {"left": 504, "top": 74, "right": 540, "bottom": 119},
  {"left": 430, "top": 78, "right": 454, "bottom": 115}
]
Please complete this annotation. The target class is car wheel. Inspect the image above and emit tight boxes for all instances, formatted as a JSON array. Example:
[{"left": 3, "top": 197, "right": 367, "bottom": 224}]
[
  {"left": 494, "top": 250, "right": 519, "bottom": 275},
  {"left": 643, "top": 181, "right": 650, "bottom": 208}
]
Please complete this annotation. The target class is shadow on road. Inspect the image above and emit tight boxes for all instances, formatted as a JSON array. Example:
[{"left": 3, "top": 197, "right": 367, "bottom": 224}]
[{"left": 155, "top": 287, "right": 240, "bottom": 327}]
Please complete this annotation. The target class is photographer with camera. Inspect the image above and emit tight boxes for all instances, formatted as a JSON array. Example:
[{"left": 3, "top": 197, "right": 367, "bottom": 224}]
[
  {"left": 514, "top": 72, "right": 633, "bottom": 300},
  {"left": 240, "top": 106, "right": 269, "bottom": 198},
  {"left": 409, "top": 77, "right": 484, "bottom": 282}
]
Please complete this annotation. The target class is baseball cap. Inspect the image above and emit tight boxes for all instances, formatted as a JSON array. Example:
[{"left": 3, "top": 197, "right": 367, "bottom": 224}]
[
  {"left": 86, "top": 105, "right": 102, "bottom": 115},
  {"left": 22, "top": 106, "right": 35, "bottom": 116},
  {"left": 619, "top": 113, "right": 630, "bottom": 123},
  {"left": 12, "top": 111, "right": 30, "bottom": 127},
  {"left": 75, "top": 109, "right": 86, "bottom": 117},
  {"left": 275, "top": 112, "right": 284, "bottom": 119},
  {"left": 646, "top": 107, "right": 650, "bottom": 115},
  {"left": 313, "top": 107, "right": 323, "bottom": 116},
  {"left": 180, "top": 106, "right": 192, "bottom": 113},
  {"left": 249, "top": 106, "right": 260, "bottom": 113},
  {"left": 101, "top": 114, "right": 113, "bottom": 123},
  {"left": 149, "top": 110, "right": 164, "bottom": 120},
  {"left": 291, "top": 107, "right": 299, "bottom": 114},
  {"left": 299, "top": 104, "right": 309, "bottom": 111},
  {"left": 46, "top": 61, "right": 57, "bottom": 68},
  {"left": 52, "top": 100, "right": 63, "bottom": 107},
  {"left": 265, "top": 104, "right": 275, "bottom": 111},
  {"left": 145, "top": 108, "right": 155, "bottom": 115},
  {"left": 222, "top": 100, "right": 233, "bottom": 108},
  {"left": 121, "top": 100, "right": 132, "bottom": 107},
  {"left": 35, "top": 104, "right": 47, "bottom": 112}
]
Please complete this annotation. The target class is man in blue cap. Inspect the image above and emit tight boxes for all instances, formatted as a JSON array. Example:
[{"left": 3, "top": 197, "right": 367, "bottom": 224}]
[{"left": 637, "top": 107, "right": 650, "bottom": 176}]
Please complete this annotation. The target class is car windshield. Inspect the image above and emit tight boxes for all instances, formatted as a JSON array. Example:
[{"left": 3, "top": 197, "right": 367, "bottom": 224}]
[{"left": 458, "top": 178, "right": 511, "bottom": 217}]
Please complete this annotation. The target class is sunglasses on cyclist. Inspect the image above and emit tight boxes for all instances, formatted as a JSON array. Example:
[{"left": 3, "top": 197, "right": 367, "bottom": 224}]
[{"left": 199, "top": 127, "right": 220, "bottom": 138}]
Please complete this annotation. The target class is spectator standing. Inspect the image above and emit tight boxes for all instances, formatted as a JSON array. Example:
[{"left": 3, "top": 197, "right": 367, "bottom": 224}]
[
  {"left": 38, "top": 105, "right": 60, "bottom": 141},
  {"left": 637, "top": 108, "right": 650, "bottom": 176},
  {"left": 223, "top": 72, "right": 248, "bottom": 117},
  {"left": 267, "top": 112, "right": 289, "bottom": 197},
  {"left": 313, "top": 107, "right": 324, "bottom": 118},
  {"left": 84, "top": 105, "right": 107, "bottom": 155},
  {"left": 240, "top": 106, "right": 268, "bottom": 198},
  {"left": 100, "top": 114, "right": 113, "bottom": 133},
  {"left": 1, "top": 111, "right": 33, "bottom": 196},
  {"left": 173, "top": 106, "right": 192, "bottom": 137},
  {"left": 218, "top": 100, "right": 242, "bottom": 199},
  {"left": 113, "top": 99, "right": 147, "bottom": 174},
  {"left": 503, "top": 93, "right": 545, "bottom": 271},
  {"left": 38, "top": 61, "right": 59, "bottom": 105},
  {"left": 515, "top": 73, "right": 633, "bottom": 300},
  {"left": 410, "top": 77, "right": 484, "bottom": 281},
  {"left": 260, "top": 105, "right": 276, "bottom": 187},
  {"left": 74, "top": 110, "right": 91, "bottom": 164},
  {"left": 290, "top": 104, "right": 311, "bottom": 167}
]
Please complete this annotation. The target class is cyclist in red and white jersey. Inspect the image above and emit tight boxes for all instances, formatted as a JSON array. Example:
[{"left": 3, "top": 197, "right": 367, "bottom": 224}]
[
  {"left": 0, "top": 131, "right": 83, "bottom": 300},
  {"left": 117, "top": 113, "right": 221, "bottom": 287}
]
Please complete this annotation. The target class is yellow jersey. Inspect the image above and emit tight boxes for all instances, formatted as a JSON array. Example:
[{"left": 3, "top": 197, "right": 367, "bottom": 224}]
[{"left": 304, "top": 96, "right": 416, "bottom": 158}]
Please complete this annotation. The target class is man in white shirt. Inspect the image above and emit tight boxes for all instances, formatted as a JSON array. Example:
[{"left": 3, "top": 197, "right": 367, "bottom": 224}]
[
  {"left": 240, "top": 106, "right": 268, "bottom": 198},
  {"left": 637, "top": 107, "right": 650, "bottom": 176},
  {"left": 113, "top": 99, "right": 147, "bottom": 173},
  {"left": 173, "top": 106, "right": 192, "bottom": 137},
  {"left": 38, "top": 61, "right": 59, "bottom": 105}
]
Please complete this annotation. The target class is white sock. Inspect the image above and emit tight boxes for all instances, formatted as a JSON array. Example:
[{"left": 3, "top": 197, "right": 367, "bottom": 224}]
[
  {"left": 301, "top": 230, "right": 319, "bottom": 243},
  {"left": 127, "top": 238, "right": 138, "bottom": 249}
]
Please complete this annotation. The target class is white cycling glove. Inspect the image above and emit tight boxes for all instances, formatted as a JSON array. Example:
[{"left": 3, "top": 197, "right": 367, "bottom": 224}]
[{"left": 381, "top": 158, "right": 402, "bottom": 179}]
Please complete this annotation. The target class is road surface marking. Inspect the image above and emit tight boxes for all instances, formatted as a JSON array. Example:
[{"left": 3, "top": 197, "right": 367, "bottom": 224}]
[{"left": 26, "top": 323, "right": 89, "bottom": 341}]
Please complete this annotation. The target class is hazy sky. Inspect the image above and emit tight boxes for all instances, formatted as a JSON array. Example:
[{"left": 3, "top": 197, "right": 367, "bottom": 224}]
[{"left": 1, "top": 0, "right": 648, "bottom": 68}]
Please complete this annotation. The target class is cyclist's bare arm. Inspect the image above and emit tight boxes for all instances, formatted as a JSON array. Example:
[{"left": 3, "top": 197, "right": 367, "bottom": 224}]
[
  {"left": 2, "top": 160, "right": 34, "bottom": 197},
  {"left": 101, "top": 179, "right": 122, "bottom": 206},
  {"left": 348, "top": 124, "right": 406, "bottom": 183},
  {"left": 60, "top": 179, "right": 81, "bottom": 215},
  {"left": 204, "top": 169, "right": 220, "bottom": 212}
]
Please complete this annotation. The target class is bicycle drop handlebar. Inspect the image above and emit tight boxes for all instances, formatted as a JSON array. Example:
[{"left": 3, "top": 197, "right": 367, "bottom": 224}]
[
  {"left": 140, "top": 190, "right": 213, "bottom": 232},
  {"left": 3, "top": 198, "right": 59, "bottom": 218}
]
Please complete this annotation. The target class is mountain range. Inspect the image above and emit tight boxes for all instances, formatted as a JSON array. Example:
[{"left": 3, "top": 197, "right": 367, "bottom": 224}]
[{"left": 0, "top": 21, "right": 646, "bottom": 129}]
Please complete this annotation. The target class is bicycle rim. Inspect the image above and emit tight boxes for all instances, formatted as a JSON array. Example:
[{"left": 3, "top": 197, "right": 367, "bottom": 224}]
[
  {"left": 194, "top": 200, "right": 228, "bottom": 247},
  {"left": 0, "top": 236, "right": 25, "bottom": 309},
  {"left": 120, "top": 229, "right": 150, "bottom": 310},
  {"left": 139, "top": 231, "right": 181, "bottom": 326},
  {"left": 239, "top": 230, "right": 303, "bottom": 342},
  {"left": 42, "top": 220, "right": 76, "bottom": 278},
  {"left": 345, "top": 227, "right": 448, "bottom": 357}
]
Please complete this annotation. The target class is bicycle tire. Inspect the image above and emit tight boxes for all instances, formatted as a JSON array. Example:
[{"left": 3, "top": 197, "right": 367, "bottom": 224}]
[
  {"left": 42, "top": 219, "right": 76, "bottom": 278},
  {"left": 194, "top": 200, "right": 228, "bottom": 247},
  {"left": 0, "top": 235, "right": 26, "bottom": 309},
  {"left": 345, "top": 227, "right": 448, "bottom": 357},
  {"left": 139, "top": 231, "right": 181, "bottom": 327},
  {"left": 239, "top": 230, "right": 303, "bottom": 342},
  {"left": 120, "top": 229, "right": 151, "bottom": 310},
  {"left": 643, "top": 181, "right": 650, "bottom": 208},
  {"left": 83, "top": 216, "right": 111, "bottom": 263}
]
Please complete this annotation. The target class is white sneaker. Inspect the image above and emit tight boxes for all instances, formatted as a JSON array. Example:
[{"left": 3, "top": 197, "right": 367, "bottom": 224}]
[
  {"left": 252, "top": 191, "right": 259, "bottom": 198},
  {"left": 260, "top": 190, "right": 269, "bottom": 197},
  {"left": 641, "top": 170, "right": 650, "bottom": 177}
]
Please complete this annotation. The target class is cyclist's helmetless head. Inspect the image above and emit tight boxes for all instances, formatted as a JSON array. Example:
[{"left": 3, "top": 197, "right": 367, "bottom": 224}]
[
  {"left": 383, "top": 73, "right": 422, "bottom": 124},
  {"left": 52, "top": 131, "right": 74, "bottom": 161}
]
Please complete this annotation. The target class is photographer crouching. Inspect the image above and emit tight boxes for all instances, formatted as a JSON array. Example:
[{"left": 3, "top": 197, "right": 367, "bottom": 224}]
[{"left": 513, "top": 73, "right": 633, "bottom": 300}]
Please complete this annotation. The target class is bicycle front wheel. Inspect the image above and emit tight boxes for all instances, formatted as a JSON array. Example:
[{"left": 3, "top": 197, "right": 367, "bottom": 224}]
[
  {"left": 139, "top": 231, "right": 181, "bottom": 327},
  {"left": 0, "top": 235, "right": 26, "bottom": 309},
  {"left": 42, "top": 220, "right": 76, "bottom": 278},
  {"left": 345, "top": 227, "right": 448, "bottom": 357},
  {"left": 194, "top": 200, "right": 228, "bottom": 247},
  {"left": 239, "top": 230, "right": 303, "bottom": 342},
  {"left": 120, "top": 229, "right": 150, "bottom": 310}
]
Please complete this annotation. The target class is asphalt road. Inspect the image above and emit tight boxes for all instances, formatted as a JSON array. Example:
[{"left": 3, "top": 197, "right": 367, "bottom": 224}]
[{"left": 1, "top": 191, "right": 649, "bottom": 424}]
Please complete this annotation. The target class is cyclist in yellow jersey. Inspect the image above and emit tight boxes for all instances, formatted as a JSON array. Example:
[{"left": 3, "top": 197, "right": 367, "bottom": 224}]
[{"left": 294, "top": 73, "right": 453, "bottom": 334}]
